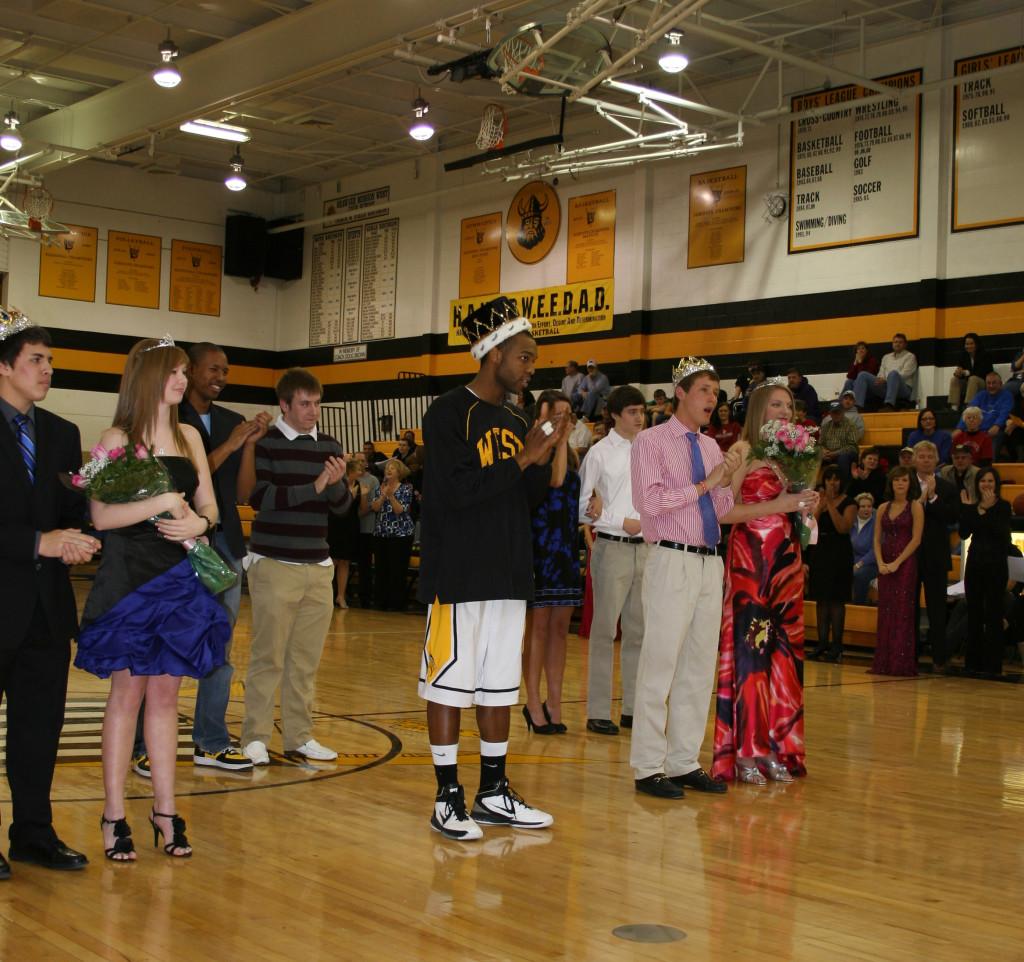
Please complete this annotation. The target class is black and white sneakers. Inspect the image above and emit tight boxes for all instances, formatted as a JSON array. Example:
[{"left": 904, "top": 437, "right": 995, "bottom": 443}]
[
  {"left": 431, "top": 785, "right": 483, "bottom": 841},
  {"left": 471, "top": 778, "right": 554, "bottom": 829},
  {"left": 431, "top": 779, "right": 554, "bottom": 840}
]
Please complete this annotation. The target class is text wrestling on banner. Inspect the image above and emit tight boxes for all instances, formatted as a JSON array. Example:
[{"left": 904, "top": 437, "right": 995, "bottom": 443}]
[{"left": 449, "top": 280, "right": 614, "bottom": 346}]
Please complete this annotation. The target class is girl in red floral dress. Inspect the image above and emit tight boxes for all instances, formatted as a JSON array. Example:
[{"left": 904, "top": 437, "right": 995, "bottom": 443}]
[{"left": 712, "top": 383, "right": 818, "bottom": 784}]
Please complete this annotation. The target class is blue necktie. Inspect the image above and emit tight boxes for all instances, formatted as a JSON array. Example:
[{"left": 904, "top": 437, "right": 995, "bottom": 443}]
[
  {"left": 13, "top": 414, "right": 35, "bottom": 484},
  {"left": 686, "top": 432, "right": 719, "bottom": 547}
]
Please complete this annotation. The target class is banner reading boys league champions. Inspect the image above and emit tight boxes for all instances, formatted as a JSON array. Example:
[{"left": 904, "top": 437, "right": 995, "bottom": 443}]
[
  {"left": 449, "top": 280, "right": 614, "bottom": 347},
  {"left": 789, "top": 69, "right": 922, "bottom": 253}
]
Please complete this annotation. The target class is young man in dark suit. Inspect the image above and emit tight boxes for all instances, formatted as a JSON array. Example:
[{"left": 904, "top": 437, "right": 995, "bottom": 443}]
[
  {"left": 0, "top": 313, "right": 100, "bottom": 877},
  {"left": 913, "top": 440, "right": 958, "bottom": 672},
  {"left": 132, "top": 342, "right": 271, "bottom": 775}
]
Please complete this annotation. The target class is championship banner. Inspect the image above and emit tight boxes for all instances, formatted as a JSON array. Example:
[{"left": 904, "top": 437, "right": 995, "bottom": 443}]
[
  {"left": 952, "top": 46, "right": 1024, "bottom": 232},
  {"left": 106, "top": 230, "right": 161, "bottom": 309},
  {"left": 566, "top": 190, "right": 615, "bottom": 283},
  {"left": 39, "top": 225, "right": 97, "bottom": 302},
  {"left": 789, "top": 68, "right": 922, "bottom": 253},
  {"left": 459, "top": 212, "right": 502, "bottom": 298},
  {"left": 169, "top": 239, "right": 222, "bottom": 317},
  {"left": 687, "top": 166, "right": 746, "bottom": 268},
  {"left": 449, "top": 280, "right": 614, "bottom": 346}
]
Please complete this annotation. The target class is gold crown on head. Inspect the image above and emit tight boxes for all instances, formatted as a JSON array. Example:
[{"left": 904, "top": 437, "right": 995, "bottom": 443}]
[
  {"left": 672, "top": 356, "right": 716, "bottom": 383},
  {"left": 0, "top": 306, "right": 33, "bottom": 343},
  {"left": 457, "top": 296, "right": 532, "bottom": 360}
]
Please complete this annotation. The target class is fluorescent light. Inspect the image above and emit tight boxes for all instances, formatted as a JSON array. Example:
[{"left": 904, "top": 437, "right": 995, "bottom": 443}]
[
  {"left": 180, "top": 119, "right": 250, "bottom": 142},
  {"left": 659, "top": 31, "right": 688, "bottom": 74}
]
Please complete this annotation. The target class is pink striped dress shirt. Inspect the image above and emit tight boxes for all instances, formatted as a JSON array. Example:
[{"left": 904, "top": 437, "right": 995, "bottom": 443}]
[{"left": 630, "top": 416, "right": 735, "bottom": 546}]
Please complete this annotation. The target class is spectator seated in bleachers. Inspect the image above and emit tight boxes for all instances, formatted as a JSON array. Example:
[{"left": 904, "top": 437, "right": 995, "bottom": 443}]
[
  {"left": 1002, "top": 380, "right": 1024, "bottom": 462},
  {"left": 848, "top": 333, "right": 917, "bottom": 411},
  {"left": 953, "top": 406, "right": 994, "bottom": 466},
  {"left": 793, "top": 399, "right": 817, "bottom": 430},
  {"left": 573, "top": 359, "right": 610, "bottom": 422},
  {"left": 843, "top": 340, "right": 880, "bottom": 388},
  {"left": 850, "top": 493, "right": 879, "bottom": 603},
  {"left": 786, "top": 367, "right": 820, "bottom": 422},
  {"left": 730, "top": 360, "right": 766, "bottom": 424},
  {"left": 907, "top": 408, "right": 952, "bottom": 465},
  {"left": 707, "top": 401, "right": 741, "bottom": 452},
  {"left": 561, "top": 360, "right": 583, "bottom": 402},
  {"left": 897, "top": 446, "right": 915, "bottom": 469},
  {"left": 959, "top": 371, "right": 1012, "bottom": 461},
  {"left": 940, "top": 444, "right": 980, "bottom": 503},
  {"left": 819, "top": 401, "right": 860, "bottom": 481},
  {"left": 847, "top": 446, "right": 887, "bottom": 505},
  {"left": 948, "top": 332, "right": 993, "bottom": 413},
  {"left": 839, "top": 390, "right": 864, "bottom": 442}
]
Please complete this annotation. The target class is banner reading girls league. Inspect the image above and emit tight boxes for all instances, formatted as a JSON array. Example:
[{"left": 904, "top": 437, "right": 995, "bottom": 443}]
[
  {"left": 952, "top": 46, "right": 1024, "bottom": 232},
  {"left": 789, "top": 69, "right": 922, "bottom": 253}
]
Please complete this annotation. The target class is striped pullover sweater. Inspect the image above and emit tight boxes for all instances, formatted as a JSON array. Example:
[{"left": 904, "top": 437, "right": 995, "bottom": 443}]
[{"left": 250, "top": 427, "right": 351, "bottom": 563}]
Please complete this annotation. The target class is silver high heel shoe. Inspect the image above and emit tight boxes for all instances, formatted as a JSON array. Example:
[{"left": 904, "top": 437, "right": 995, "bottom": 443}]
[
  {"left": 736, "top": 762, "right": 767, "bottom": 785},
  {"left": 762, "top": 758, "right": 794, "bottom": 782}
]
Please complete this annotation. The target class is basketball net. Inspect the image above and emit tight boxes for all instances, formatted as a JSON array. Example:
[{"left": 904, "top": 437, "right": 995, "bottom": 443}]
[
  {"left": 23, "top": 186, "right": 53, "bottom": 233},
  {"left": 476, "top": 104, "right": 509, "bottom": 150},
  {"left": 498, "top": 34, "right": 544, "bottom": 95}
]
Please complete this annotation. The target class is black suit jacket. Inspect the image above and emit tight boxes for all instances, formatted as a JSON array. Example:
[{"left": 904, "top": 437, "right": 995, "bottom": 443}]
[
  {"left": 0, "top": 407, "right": 85, "bottom": 647},
  {"left": 178, "top": 397, "right": 245, "bottom": 559},
  {"left": 918, "top": 476, "right": 958, "bottom": 576}
]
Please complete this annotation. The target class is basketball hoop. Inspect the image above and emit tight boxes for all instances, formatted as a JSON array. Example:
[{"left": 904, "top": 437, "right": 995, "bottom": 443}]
[
  {"left": 23, "top": 186, "right": 53, "bottom": 232},
  {"left": 486, "top": 21, "right": 611, "bottom": 97},
  {"left": 476, "top": 104, "right": 509, "bottom": 150}
]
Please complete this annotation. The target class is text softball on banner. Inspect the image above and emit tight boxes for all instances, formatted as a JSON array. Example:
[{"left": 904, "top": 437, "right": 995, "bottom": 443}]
[{"left": 449, "top": 280, "right": 614, "bottom": 346}]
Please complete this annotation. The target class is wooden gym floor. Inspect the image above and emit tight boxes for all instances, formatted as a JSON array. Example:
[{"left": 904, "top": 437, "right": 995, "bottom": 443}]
[{"left": 1, "top": 590, "right": 1022, "bottom": 962}]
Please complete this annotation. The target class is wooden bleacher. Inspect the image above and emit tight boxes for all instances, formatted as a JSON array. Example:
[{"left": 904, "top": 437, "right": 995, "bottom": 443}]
[{"left": 859, "top": 410, "right": 917, "bottom": 449}]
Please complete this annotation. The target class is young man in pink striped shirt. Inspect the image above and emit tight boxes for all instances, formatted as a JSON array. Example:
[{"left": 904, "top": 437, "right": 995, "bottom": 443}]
[{"left": 629, "top": 358, "right": 800, "bottom": 799}]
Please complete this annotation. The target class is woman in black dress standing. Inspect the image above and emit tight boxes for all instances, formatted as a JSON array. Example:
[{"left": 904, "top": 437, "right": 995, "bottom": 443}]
[
  {"left": 807, "top": 466, "right": 857, "bottom": 662},
  {"left": 328, "top": 459, "right": 363, "bottom": 608},
  {"left": 959, "top": 466, "right": 1012, "bottom": 676}
]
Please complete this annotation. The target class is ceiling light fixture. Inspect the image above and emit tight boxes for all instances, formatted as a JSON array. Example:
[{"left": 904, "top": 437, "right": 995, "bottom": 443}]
[
  {"left": 658, "top": 31, "right": 689, "bottom": 74},
  {"left": 179, "top": 119, "right": 250, "bottom": 142},
  {"left": 224, "top": 150, "right": 247, "bottom": 191},
  {"left": 153, "top": 34, "right": 182, "bottom": 88},
  {"left": 409, "top": 95, "right": 434, "bottom": 141},
  {"left": 1, "top": 111, "right": 22, "bottom": 152}
]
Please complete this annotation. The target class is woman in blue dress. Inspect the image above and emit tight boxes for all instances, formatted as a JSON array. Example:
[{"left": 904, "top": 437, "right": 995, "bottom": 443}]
[
  {"left": 76, "top": 337, "right": 229, "bottom": 860},
  {"left": 522, "top": 390, "right": 579, "bottom": 734}
]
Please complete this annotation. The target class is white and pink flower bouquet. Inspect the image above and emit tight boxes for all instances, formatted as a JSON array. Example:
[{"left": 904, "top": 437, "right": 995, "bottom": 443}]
[
  {"left": 750, "top": 419, "right": 822, "bottom": 547},
  {"left": 67, "top": 444, "right": 236, "bottom": 594}
]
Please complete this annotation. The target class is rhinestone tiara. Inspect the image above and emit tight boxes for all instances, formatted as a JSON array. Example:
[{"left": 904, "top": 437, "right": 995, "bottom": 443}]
[
  {"left": 754, "top": 375, "right": 789, "bottom": 390},
  {"left": 0, "top": 306, "right": 34, "bottom": 343},
  {"left": 138, "top": 333, "right": 176, "bottom": 354},
  {"left": 672, "top": 356, "right": 716, "bottom": 383}
]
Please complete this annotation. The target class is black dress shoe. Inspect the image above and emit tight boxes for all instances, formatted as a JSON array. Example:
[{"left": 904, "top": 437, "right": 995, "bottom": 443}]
[
  {"left": 619, "top": 714, "right": 633, "bottom": 729},
  {"left": 635, "top": 774, "right": 684, "bottom": 799},
  {"left": 670, "top": 768, "right": 728, "bottom": 794},
  {"left": 8, "top": 840, "right": 88, "bottom": 871},
  {"left": 0, "top": 853, "right": 9, "bottom": 880},
  {"left": 586, "top": 718, "right": 619, "bottom": 735}
]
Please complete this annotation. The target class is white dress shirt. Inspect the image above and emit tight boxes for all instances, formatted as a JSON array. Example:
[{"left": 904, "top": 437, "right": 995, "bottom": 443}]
[{"left": 577, "top": 428, "right": 640, "bottom": 536}]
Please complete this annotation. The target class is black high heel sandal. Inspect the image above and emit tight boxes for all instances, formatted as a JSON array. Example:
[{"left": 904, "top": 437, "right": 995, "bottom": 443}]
[
  {"left": 149, "top": 810, "right": 192, "bottom": 858},
  {"left": 521, "top": 704, "right": 558, "bottom": 735},
  {"left": 542, "top": 702, "right": 568, "bottom": 734},
  {"left": 100, "top": 814, "right": 135, "bottom": 861}
]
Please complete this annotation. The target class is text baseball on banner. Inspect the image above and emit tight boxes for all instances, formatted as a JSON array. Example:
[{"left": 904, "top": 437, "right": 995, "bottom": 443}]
[
  {"left": 952, "top": 46, "right": 1024, "bottom": 232},
  {"left": 449, "top": 280, "right": 614, "bottom": 346},
  {"left": 788, "top": 69, "right": 922, "bottom": 253}
]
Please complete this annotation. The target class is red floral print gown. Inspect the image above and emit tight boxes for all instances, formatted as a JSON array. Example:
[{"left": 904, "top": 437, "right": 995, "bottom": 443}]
[{"left": 712, "top": 466, "right": 807, "bottom": 780}]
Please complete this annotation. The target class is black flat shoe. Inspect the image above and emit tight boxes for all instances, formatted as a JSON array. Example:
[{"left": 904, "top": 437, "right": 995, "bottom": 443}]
[
  {"left": 635, "top": 774, "right": 683, "bottom": 799},
  {"left": 670, "top": 768, "right": 727, "bottom": 794},
  {"left": 522, "top": 705, "right": 559, "bottom": 735},
  {"left": 807, "top": 648, "right": 826, "bottom": 661},
  {"left": 541, "top": 702, "right": 567, "bottom": 733},
  {"left": 8, "top": 839, "right": 88, "bottom": 871},
  {"left": 586, "top": 718, "right": 619, "bottom": 735},
  {"left": 0, "top": 853, "right": 10, "bottom": 880},
  {"left": 619, "top": 714, "right": 633, "bottom": 730}
]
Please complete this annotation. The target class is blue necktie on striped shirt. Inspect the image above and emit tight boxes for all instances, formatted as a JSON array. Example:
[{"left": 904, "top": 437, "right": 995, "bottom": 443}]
[
  {"left": 13, "top": 414, "right": 35, "bottom": 484},
  {"left": 686, "top": 431, "right": 719, "bottom": 547}
]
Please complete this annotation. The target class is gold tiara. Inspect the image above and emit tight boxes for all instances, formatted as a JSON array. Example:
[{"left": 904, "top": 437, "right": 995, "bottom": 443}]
[
  {"left": 0, "top": 306, "right": 33, "bottom": 343},
  {"left": 672, "top": 356, "right": 715, "bottom": 383}
]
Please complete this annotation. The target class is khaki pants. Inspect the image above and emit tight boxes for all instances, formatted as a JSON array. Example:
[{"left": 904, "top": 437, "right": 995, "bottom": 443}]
[
  {"left": 949, "top": 374, "right": 984, "bottom": 409},
  {"left": 587, "top": 538, "right": 647, "bottom": 719},
  {"left": 242, "top": 558, "right": 334, "bottom": 751},
  {"left": 630, "top": 546, "right": 724, "bottom": 780}
]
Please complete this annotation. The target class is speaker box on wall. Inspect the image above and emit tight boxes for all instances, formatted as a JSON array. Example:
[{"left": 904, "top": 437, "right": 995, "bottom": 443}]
[
  {"left": 265, "top": 218, "right": 304, "bottom": 281},
  {"left": 224, "top": 214, "right": 267, "bottom": 278}
]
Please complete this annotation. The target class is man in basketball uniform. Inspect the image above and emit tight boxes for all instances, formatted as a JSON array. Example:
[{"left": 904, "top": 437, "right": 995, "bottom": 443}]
[{"left": 417, "top": 297, "right": 568, "bottom": 840}]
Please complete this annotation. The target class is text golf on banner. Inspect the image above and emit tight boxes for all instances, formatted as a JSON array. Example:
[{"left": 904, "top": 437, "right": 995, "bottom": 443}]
[{"left": 449, "top": 280, "right": 614, "bottom": 346}]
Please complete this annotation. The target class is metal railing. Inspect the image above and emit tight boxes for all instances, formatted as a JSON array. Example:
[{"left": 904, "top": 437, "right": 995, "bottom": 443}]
[{"left": 320, "top": 374, "right": 434, "bottom": 452}]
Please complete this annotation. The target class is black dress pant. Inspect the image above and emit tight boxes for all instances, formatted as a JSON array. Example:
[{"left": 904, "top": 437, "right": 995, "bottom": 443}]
[
  {"left": 374, "top": 535, "right": 413, "bottom": 611},
  {"left": 918, "top": 568, "right": 950, "bottom": 666},
  {"left": 0, "top": 603, "right": 71, "bottom": 844},
  {"left": 356, "top": 532, "right": 375, "bottom": 607},
  {"left": 964, "top": 562, "right": 1007, "bottom": 675}
]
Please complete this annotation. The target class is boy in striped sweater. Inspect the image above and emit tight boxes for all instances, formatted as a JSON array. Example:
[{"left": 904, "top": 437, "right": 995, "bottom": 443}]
[{"left": 239, "top": 368, "right": 350, "bottom": 765}]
